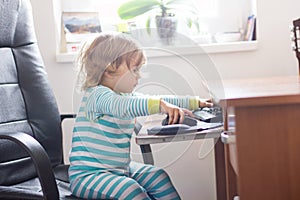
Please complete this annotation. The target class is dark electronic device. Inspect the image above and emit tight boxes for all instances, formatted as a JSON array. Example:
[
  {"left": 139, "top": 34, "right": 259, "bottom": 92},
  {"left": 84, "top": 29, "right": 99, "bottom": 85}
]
[
  {"left": 161, "top": 115, "right": 198, "bottom": 126},
  {"left": 193, "top": 106, "right": 223, "bottom": 123},
  {"left": 147, "top": 108, "right": 223, "bottom": 135}
]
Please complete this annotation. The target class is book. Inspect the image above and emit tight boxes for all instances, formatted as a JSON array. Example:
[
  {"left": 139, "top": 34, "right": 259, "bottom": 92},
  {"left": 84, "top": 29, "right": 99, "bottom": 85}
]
[{"left": 244, "top": 15, "right": 256, "bottom": 41}]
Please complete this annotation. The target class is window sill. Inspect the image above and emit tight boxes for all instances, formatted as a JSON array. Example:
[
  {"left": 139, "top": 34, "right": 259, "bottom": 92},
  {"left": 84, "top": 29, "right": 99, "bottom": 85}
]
[{"left": 56, "top": 41, "right": 258, "bottom": 63}]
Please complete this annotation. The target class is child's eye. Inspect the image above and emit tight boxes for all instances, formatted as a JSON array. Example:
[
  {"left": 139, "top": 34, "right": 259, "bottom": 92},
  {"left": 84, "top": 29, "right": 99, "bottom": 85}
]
[
  {"left": 131, "top": 67, "right": 141, "bottom": 76},
  {"left": 131, "top": 66, "right": 139, "bottom": 72}
]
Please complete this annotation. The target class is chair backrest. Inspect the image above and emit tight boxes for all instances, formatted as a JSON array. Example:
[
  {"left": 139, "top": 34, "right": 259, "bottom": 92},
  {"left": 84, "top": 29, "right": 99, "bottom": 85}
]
[
  {"left": 0, "top": 0, "right": 63, "bottom": 185},
  {"left": 292, "top": 18, "right": 300, "bottom": 73}
]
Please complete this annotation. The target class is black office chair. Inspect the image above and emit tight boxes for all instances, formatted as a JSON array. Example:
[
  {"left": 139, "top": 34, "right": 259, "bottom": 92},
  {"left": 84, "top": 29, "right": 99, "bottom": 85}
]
[
  {"left": 0, "top": 0, "right": 78, "bottom": 199},
  {"left": 291, "top": 18, "right": 300, "bottom": 74}
]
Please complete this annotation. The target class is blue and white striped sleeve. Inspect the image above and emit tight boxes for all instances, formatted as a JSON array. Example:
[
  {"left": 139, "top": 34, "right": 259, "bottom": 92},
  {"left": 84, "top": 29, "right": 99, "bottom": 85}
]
[
  {"left": 160, "top": 95, "right": 200, "bottom": 110},
  {"left": 85, "top": 86, "right": 161, "bottom": 120}
]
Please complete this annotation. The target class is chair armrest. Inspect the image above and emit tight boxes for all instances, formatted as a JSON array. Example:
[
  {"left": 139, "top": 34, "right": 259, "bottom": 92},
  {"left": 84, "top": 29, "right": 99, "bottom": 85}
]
[
  {"left": 134, "top": 121, "right": 142, "bottom": 135},
  {"left": 0, "top": 132, "right": 59, "bottom": 200},
  {"left": 60, "top": 114, "right": 76, "bottom": 122}
]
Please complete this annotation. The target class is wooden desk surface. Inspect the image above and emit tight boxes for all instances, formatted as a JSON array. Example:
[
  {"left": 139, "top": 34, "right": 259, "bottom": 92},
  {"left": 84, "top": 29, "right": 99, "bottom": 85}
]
[{"left": 218, "top": 76, "right": 300, "bottom": 107}]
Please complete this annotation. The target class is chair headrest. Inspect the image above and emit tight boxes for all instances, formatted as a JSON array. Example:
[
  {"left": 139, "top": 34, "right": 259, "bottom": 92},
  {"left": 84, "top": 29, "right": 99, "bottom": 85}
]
[{"left": 0, "top": 0, "right": 36, "bottom": 47}]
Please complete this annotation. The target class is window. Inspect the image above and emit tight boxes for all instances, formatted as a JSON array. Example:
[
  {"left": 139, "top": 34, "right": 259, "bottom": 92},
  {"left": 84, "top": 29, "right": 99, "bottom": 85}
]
[
  {"left": 62, "top": 0, "right": 255, "bottom": 37},
  {"left": 57, "top": 0, "right": 257, "bottom": 62}
]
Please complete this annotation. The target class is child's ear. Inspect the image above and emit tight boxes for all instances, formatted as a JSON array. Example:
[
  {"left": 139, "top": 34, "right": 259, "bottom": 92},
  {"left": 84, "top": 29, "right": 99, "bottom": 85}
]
[{"left": 103, "top": 70, "right": 114, "bottom": 79}]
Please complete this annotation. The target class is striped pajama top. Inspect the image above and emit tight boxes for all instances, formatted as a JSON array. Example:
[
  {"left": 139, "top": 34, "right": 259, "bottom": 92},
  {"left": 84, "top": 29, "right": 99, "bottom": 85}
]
[{"left": 69, "top": 85, "right": 200, "bottom": 179}]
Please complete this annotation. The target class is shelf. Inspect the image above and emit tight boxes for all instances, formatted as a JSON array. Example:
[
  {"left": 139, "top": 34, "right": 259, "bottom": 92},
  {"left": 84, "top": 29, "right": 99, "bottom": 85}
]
[{"left": 56, "top": 41, "right": 258, "bottom": 63}]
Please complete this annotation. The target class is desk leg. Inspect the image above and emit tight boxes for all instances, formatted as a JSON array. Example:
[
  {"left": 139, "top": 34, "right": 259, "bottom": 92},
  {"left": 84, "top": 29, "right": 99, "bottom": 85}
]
[
  {"left": 215, "top": 137, "right": 238, "bottom": 200},
  {"left": 140, "top": 144, "right": 154, "bottom": 165}
]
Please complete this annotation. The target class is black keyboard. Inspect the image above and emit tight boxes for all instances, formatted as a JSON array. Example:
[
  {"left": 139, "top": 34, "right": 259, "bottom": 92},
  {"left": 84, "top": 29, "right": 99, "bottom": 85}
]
[{"left": 192, "top": 106, "right": 223, "bottom": 123}]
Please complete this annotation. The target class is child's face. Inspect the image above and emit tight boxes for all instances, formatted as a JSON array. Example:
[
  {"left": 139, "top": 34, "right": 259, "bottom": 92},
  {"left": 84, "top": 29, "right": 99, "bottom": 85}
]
[{"left": 113, "top": 59, "right": 142, "bottom": 93}]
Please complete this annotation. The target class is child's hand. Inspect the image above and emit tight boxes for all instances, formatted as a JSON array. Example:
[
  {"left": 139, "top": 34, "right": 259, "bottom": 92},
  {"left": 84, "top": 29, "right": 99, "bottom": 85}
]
[
  {"left": 160, "top": 100, "right": 185, "bottom": 125},
  {"left": 199, "top": 98, "right": 213, "bottom": 108}
]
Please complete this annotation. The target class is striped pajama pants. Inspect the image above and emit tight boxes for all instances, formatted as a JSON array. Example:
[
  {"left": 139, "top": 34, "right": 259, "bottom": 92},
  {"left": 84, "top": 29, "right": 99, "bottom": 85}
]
[{"left": 69, "top": 161, "right": 181, "bottom": 200}]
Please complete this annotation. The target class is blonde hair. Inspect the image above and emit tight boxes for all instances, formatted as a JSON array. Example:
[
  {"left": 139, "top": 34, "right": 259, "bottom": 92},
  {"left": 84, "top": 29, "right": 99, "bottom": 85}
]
[{"left": 76, "top": 32, "right": 145, "bottom": 91}]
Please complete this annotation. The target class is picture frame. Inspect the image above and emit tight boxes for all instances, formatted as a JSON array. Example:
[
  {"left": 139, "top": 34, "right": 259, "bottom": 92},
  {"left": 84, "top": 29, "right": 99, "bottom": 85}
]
[{"left": 61, "top": 12, "right": 102, "bottom": 52}]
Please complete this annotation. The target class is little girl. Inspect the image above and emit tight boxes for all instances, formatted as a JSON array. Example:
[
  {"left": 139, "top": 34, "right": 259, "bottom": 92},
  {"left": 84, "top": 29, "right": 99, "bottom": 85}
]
[{"left": 69, "top": 32, "right": 212, "bottom": 200}]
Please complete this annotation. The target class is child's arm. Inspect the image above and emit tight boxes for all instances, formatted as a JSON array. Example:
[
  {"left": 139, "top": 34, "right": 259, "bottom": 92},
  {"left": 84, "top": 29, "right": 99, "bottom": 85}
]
[
  {"left": 134, "top": 93, "right": 213, "bottom": 110},
  {"left": 159, "top": 95, "right": 213, "bottom": 110},
  {"left": 86, "top": 86, "right": 212, "bottom": 123},
  {"left": 159, "top": 96, "right": 213, "bottom": 124},
  {"left": 85, "top": 86, "right": 161, "bottom": 120}
]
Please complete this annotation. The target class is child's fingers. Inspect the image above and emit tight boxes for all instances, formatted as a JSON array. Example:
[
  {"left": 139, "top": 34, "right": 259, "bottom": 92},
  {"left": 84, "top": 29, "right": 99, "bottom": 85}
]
[
  {"left": 199, "top": 100, "right": 214, "bottom": 107},
  {"left": 171, "top": 110, "right": 179, "bottom": 124},
  {"left": 168, "top": 108, "right": 184, "bottom": 124},
  {"left": 178, "top": 109, "right": 185, "bottom": 124},
  {"left": 182, "top": 108, "right": 194, "bottom": 117}
]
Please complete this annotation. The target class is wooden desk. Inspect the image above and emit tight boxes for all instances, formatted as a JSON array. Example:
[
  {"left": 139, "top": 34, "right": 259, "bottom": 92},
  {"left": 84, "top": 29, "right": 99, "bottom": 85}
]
[{"left": 219, "top": 76, "right": 300, "bottom": 200}]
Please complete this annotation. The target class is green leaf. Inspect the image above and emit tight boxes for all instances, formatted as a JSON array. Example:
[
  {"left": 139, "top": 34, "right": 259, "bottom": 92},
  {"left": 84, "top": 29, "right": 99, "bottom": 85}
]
[
  {"left": 117, "top": 0, "right": 161, "bottom": 20},
  {"left": 167, "top": 0, "right": 199, "bottom": 13},
  {"left": 185, "top": 17, "right": 200, "bottom": 33},
  {"left": 146, "top": 16, "right": 152, "bottom": 34},
  {"left": 165, "top": 0, "right": 186, "bottom": 6},
  {"left": 186, "top": 18, "right": 192, "bottom": 28},
  {"left": 194, "top": 21, "right": 200, "bottom": 33}
]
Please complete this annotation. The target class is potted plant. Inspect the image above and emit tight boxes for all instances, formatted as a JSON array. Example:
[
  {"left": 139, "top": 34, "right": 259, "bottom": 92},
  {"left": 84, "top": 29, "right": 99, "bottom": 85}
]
[{"left": 117, "top": 0, "right": 200, "bottom": 41}]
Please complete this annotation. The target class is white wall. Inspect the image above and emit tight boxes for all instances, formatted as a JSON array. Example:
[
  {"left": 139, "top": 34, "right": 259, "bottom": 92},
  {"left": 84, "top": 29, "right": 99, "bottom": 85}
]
[{"left": 30, "top": 0, "right": 300, "bottom": 199}]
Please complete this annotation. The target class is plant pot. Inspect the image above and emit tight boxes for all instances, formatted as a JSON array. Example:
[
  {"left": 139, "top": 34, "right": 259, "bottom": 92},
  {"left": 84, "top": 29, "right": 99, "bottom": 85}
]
[{"left": 155, "top": 15, "right": 178, "bottom": 44}]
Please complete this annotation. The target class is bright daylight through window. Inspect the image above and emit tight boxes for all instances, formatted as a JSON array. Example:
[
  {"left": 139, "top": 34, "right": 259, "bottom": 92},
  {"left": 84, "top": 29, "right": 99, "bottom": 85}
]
[{"left": 60, "top": 0, "right": 256, "bottom": 54}]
